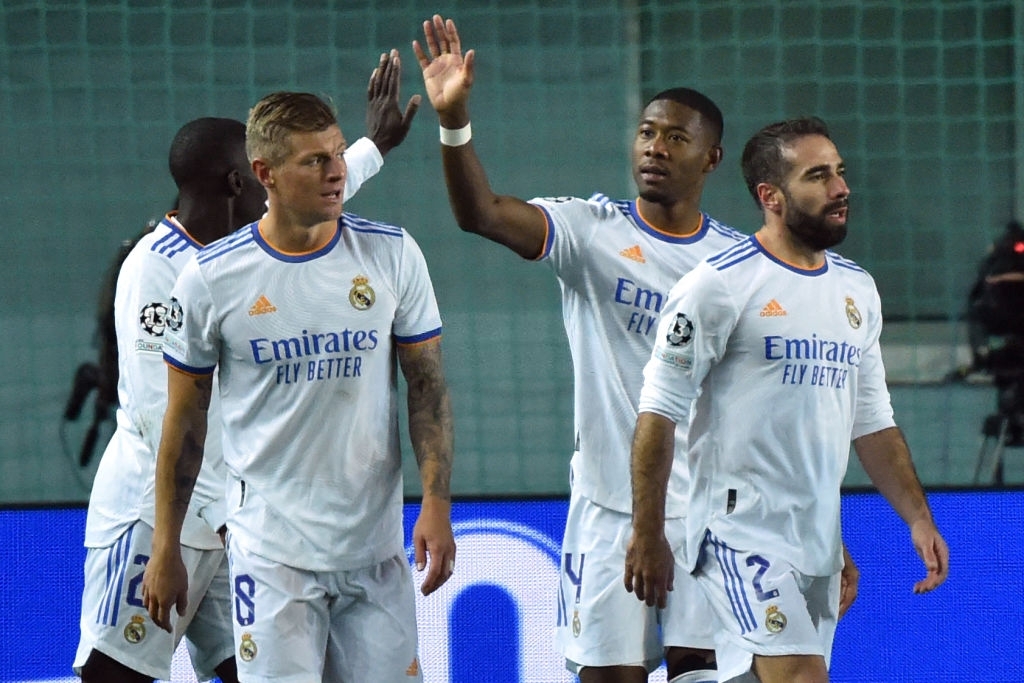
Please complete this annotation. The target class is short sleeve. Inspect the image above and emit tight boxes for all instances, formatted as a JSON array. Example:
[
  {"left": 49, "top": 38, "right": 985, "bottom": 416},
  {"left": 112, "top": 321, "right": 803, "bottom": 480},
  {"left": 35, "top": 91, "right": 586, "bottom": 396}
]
[
  {"left": 393, "top": 232, "right": 442, "bottom": 344},
  {"left": 163, "top": 256, "right": 219, "bottom": 375}
]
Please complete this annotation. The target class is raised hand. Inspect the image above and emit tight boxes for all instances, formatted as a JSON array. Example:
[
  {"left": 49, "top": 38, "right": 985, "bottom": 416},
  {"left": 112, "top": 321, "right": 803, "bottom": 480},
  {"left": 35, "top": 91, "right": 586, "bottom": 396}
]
[
  {"left": 366, "top": 49, "right": 421, "bottom": 157},
  {"left": 412, "top": 14, "right": 475, "bottom": 124}
]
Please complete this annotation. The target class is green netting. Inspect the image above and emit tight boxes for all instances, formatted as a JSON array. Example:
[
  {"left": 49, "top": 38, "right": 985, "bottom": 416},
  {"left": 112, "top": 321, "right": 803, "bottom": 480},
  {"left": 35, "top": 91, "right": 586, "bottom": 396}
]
[{"left": 1, "top": 0, "right": 1020, "bottom": 502}]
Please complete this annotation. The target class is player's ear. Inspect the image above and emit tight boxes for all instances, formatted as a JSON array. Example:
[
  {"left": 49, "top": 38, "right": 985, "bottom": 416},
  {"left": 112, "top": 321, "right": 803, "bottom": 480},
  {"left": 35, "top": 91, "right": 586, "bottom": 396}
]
[
  {"left": 757, "top": 183, "right": 782, "bottom": 214},
  {"left": 251, "top": 159, "right": 275, "bottom": 189},
  {"left": 705, "top": 144, "right": 723, "bottom": 173},
  {"left": 225, "top": 169, "right": 244, "bottom": 198}
]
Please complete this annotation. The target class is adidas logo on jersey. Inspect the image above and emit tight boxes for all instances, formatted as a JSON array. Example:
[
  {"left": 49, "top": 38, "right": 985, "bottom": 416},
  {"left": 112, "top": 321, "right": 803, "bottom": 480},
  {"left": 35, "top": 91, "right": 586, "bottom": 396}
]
[
  {"left": 760, "top": 299, "right": 787, "bottom": 317},
  {"left": 620, "top": 245, "right": 646, "bottom": 263},
  {"left": 248, "top": 294, "right": 277, "bottom": 316}
]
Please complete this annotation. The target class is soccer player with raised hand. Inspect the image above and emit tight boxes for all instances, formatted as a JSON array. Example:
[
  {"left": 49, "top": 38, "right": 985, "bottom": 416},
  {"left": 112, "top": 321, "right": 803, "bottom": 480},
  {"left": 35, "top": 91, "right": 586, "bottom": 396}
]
[{"left": 415, "top": 14, "right": 741, "bottom": 683}]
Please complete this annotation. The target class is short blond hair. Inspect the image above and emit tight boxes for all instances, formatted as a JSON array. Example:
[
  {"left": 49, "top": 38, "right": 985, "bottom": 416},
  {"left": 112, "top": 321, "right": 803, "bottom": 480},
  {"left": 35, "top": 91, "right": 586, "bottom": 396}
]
[{"left": 246, "top": 92, "right": 338, "bottom": 166}]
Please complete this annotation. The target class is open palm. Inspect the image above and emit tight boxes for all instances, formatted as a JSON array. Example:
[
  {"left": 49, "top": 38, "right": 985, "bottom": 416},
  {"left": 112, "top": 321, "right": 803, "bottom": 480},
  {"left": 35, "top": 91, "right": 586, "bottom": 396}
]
[{"left": 413, "top": 15, "right": 475, "bottom": 116}]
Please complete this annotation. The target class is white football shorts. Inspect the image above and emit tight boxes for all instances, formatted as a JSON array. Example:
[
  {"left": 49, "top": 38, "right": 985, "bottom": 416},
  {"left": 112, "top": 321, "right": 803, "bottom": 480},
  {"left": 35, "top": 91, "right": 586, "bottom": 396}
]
[
  {"left": 74, "top": 520, "right": 232, "bottom": 681},
  {"left": 694, "top": 530, "right": 840, "bottom": 682},
  {"left": 555, "top": 491, "right": 716, "bottom": 673},
  {"left": 226, "top": 537, "right": 422, "bottom": 683}
]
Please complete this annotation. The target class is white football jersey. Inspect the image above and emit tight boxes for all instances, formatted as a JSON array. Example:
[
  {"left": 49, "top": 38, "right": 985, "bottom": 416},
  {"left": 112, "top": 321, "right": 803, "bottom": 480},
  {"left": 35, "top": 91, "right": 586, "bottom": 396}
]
[
  {"left": 163, "top": 215, "right": 442, "bottom": 571},
  {"left": 530, "top": 195, "right": 744, "bottom": 516},
  {"left": 85, "top": 216, "right": 226, "bottom": 549},
  {"left": 84, "top": 139, "right": 383, "bottom": 551},
  {"left": 639, "top": 236, "right": 897, "bottom": 576}
]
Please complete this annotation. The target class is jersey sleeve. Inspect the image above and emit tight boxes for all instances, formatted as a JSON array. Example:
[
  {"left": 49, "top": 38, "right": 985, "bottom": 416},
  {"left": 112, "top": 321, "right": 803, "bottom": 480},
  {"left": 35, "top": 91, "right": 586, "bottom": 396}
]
[
  {"left": 163, "top": 256, "right": 219, "bottom": 375},
  {"left": 528, "top": 195, "right": 613, "bottom": 273},
  {"left": 638, "top": 263, "right": 738, "bottom": 423},
  {"left": 115, "top": 244, "right": 179, "bottom": 457},
  {"left": 343, "top": 137, "right": 384, "bottom": 202},
  {"left": 393, "top": 231, "right": 442, "bottom": 344},
  {"left": 851, "top": 285, "right": 897, "bottom": 439}
]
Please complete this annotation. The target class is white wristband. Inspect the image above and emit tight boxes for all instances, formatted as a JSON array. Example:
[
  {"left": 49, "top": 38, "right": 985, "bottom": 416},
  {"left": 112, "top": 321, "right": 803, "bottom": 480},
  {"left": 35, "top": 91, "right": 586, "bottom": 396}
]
[{"left": 439, "top": 122, "right": 472, "bottom": 146}]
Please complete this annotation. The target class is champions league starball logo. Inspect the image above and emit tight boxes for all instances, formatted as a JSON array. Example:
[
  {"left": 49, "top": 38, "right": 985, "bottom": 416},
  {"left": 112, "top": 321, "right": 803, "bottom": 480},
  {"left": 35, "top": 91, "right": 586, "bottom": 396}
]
[
  {"left": 138, "top": 302, "right": 170, "bottom": 336},
  {"left": 666, "top": 312, "right": 694, "bottom": 346},
  {"left": 166, "top": 297, "right": 184, "bottom": 332}
]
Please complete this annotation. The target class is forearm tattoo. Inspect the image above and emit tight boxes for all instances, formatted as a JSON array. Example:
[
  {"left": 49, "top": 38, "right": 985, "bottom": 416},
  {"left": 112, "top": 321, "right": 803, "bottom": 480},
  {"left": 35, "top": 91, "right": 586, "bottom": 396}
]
[
  {"left": 171, "top": 374, "right": 212, "bottom": 511},
  {"left": 403, "top": 344, "right": 454, "bottom": 500}
]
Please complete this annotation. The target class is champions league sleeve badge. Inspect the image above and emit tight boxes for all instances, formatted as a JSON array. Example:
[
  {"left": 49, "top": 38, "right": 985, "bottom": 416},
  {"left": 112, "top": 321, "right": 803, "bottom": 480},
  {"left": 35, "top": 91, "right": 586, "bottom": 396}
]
[
  {"left": 666, "top": 312, "right": 694, "bottom": 346},
  {"left": 139, "top": 301, "right": 170, "bottom": 336},
  {"left": 348, "top": 275, "right": 376, "bottom": 310},
  {"left": 654, "top": 312, "right": 695, "bottom": 370},
  {"left": 845, "top": 296, "right": 862, "bottom": 329},
  {"left": 166, "top": 297, "right": 184, "bottom": 332}
]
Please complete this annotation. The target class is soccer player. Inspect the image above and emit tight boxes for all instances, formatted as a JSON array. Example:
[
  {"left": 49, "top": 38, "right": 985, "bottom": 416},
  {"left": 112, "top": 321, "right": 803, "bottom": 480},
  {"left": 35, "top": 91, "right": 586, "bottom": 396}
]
[
  {"left": 74, "top": 51, "right": 420, "bottom": 683},
  {"left": 140, "top": 88, "right": 455, "bottom": 683},
  {"left": 627, "top": 117, "right": 949, "bottom": 683},
  {"left": 414, "top": 14, "right": 741, "bottom": 683}
]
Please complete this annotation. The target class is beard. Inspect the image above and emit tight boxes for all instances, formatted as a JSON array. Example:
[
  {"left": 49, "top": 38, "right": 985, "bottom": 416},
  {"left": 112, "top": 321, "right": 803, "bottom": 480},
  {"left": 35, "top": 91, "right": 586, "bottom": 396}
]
[
  {"left": 784, "top": 198, "right": 848, "bottom": 251},
  {"left": 638, "top": 186, "right": 669, "bottom": 204}
]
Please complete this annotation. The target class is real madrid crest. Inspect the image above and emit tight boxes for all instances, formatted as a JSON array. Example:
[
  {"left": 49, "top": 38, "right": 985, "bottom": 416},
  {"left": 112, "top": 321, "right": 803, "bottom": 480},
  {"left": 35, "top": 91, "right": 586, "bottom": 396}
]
[
  {"left": 845, "top": 296, "right": 862, "bottom": 329},
  {"left": 765, "top": 605, "right": 787, "bottom": 634},
  {"left": 349, "top": 275, "right": 375, "bottom": 310},
  {"left": 239, "top": 632, "right": 258, "bottom": 662},
  {"left": 123, "top": 614, "right": 146, "bottom": 643},
  {"left": 572, "top": 608, "right": 582, "bottom": 637}
]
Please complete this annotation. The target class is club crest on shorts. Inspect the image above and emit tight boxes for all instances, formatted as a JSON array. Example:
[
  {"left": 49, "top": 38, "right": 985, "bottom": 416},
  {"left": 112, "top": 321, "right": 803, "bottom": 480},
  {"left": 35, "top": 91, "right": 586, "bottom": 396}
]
[
  {"left": 845, "top": 296, "right": 862, "bottom": 329},
  {"left": 239, "top": 632, "right": 258, "bottom": 661},
  {"left": 572, "top": 608, "right": 582, "bottom": 637},
  {"left": 349, "top": 275, "right": 375, "bottom": 310},
  {"left": 765, "top": 605, "right": 787, "bottom": 633},
  {"left": 123, "top": 614, "right": 146, "bottom": 643}
]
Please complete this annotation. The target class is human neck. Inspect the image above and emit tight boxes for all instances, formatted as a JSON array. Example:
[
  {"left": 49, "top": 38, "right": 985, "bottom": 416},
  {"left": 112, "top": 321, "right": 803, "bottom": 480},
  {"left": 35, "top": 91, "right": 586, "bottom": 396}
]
[
  {"left": 635, "top": 197, "right": 703, "bottom": 236},
  {"left": 258, "top": 210, "right": 337, "bottom": 254},
  {"left": 755, "top": 221, "right": 825, "bottom": 269}
]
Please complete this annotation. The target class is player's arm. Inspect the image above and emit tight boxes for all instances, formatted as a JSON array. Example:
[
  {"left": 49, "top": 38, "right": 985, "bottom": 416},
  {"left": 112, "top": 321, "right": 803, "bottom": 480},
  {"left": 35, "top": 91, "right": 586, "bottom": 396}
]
[
  {"left": 141, "top": 366, "right": 212, "bottom": 632},
  {"left": 397, "top": 337, "right": 455, "bottom": 596},
  {"left": 625, "top": 410, "right": 677, "bottom": 609},
  {"left": 414, "top": 14, "right": 548, "bottom": 260},
  {"left": 852, "top": 426, "right": 949, "bottom": 593}
]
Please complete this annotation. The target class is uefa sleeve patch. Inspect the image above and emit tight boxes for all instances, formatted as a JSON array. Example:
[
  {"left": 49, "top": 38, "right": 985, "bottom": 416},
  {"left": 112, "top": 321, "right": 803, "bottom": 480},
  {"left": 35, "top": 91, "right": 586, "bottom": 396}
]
[
  {"left": 665, "top": 312, "right": 694, "bottom": 346},
  {"left": 654, "top": 347, "right": 693, "bottom": 370},
  {"left": 162, "top": 332, "right": 186, "bottom": 357}
]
